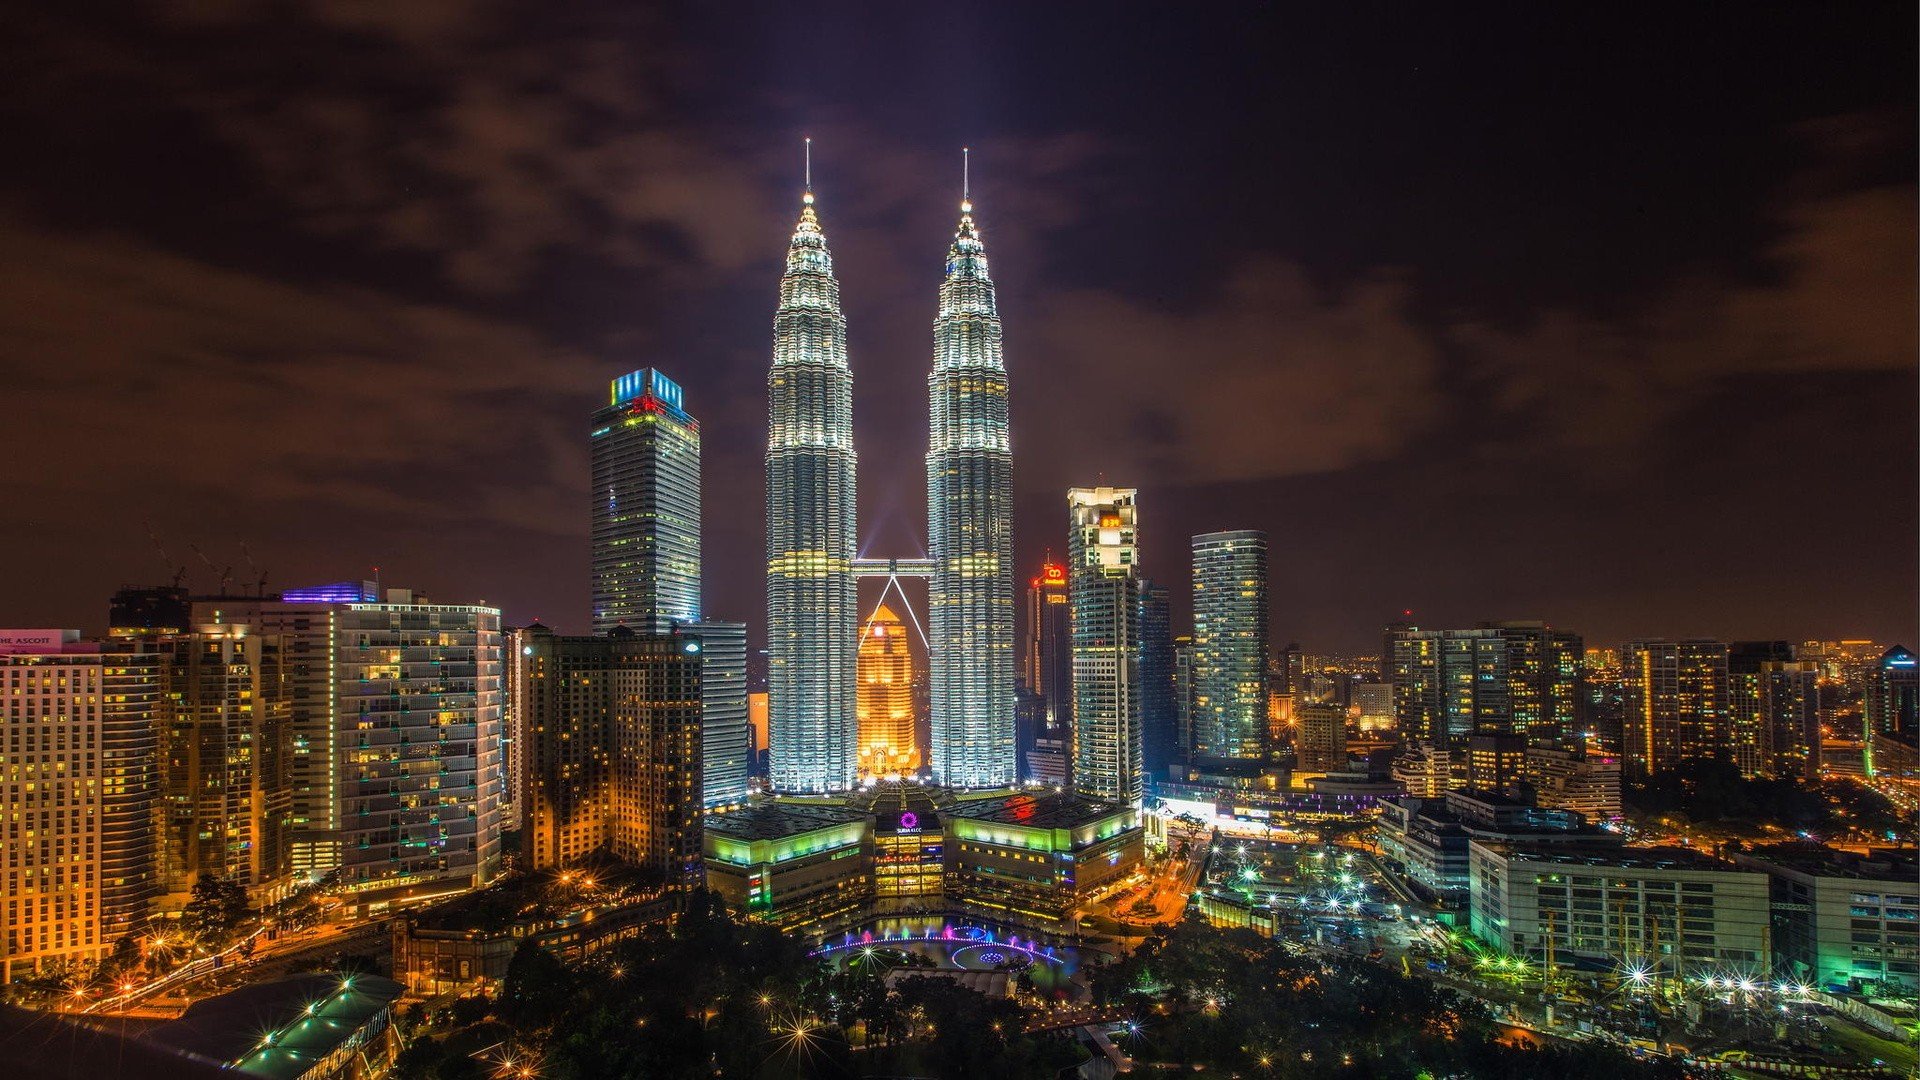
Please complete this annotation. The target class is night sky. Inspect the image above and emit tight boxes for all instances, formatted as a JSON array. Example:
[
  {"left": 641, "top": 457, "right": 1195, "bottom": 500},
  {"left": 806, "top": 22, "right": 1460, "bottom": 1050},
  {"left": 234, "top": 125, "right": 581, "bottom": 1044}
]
[{"left": 3, "top": 3, "right": 1914, "bottom": 654}]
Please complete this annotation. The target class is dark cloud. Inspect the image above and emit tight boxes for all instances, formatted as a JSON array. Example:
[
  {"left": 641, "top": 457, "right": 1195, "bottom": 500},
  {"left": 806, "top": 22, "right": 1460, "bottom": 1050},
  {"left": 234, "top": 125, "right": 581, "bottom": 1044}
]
[{"left": 0, "top": 3, "right": 1911, "bottom": 652}]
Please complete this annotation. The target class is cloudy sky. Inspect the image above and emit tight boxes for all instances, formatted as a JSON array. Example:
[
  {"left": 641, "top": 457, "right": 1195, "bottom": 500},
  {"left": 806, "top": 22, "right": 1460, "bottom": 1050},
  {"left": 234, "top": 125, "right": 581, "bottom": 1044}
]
[{"left": 2, "top": 3, "right": 1913, "bottom": 653}]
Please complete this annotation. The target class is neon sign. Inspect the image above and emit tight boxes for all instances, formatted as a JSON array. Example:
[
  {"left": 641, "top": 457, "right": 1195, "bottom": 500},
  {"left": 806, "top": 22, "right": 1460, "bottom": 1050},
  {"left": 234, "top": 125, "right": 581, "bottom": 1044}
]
[{"left": 898, "top": 811, "right": 920, "bottom": 831}]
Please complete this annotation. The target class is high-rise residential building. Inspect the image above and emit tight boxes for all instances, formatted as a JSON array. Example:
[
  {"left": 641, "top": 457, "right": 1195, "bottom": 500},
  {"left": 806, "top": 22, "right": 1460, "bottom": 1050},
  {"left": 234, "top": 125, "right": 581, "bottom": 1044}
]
[
  {"left": 591, "top": 369, "right": 701, "bottom": 635},
  {"left": 194, "top": 588, "right": 504, "bottom": 904},
  {"left": 1726, "top": 642, "right": 1821, "bottom": 780},
  {"left": 1866, "top": 645, "right": 1919, "bottom": 778},
  {"left": 1295, "top": 700, "right": 1348, "bottom": 773},
  {"left": 1021, "top": 560, "right": 1072, "bottom": 731},
  {"left": 926, "top": 174, "right": 1017, "bottom": 790},
  {"left": 2, "top": 631, "right": 161, "bottom": 983},
  {"left": 515, "top": 626, "right": 704, "bottom": 880},
  {"left": 156, "top": 626, "right": 293, "bottom": 906},
  {"left": 1387, "top": 622, "right": 1582, "bottom": 748},
  {"left": 1622, "top": 639, "right": 1731, "bottom": 777},
  {"left": 857, "top": 603, "right": 916, "bottom": 778},
  {"left": 1189, "top": 530, "right": 1270, "bottom": 767},
  {"left": 1136, "top": 580, "right": 1177, "bottom": 784},
  {"left": 766, "top": 162, "right": 859, "bottom": 794},
  {"left": 1068, "top": 487, "right": 1143, "bottom": 805}
]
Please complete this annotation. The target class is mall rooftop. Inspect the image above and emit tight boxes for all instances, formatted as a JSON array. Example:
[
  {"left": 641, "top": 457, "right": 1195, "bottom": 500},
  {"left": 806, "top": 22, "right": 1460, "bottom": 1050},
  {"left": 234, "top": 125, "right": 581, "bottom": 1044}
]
[{"left": 704, "top": 801, "right": 870, "bottom": 842}]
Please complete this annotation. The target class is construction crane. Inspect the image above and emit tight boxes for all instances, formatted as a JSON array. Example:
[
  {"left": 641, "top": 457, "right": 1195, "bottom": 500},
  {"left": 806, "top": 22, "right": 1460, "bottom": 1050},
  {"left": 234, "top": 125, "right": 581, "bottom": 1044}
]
[
  {"left": 145, "top": 521, "right": 187, "bottom": 588},
  {"left": 190, "top": 543, "right": 234, "bottom": 595},
  {"left": 240, "top": 541, "right": 269, "bottom": 597}
]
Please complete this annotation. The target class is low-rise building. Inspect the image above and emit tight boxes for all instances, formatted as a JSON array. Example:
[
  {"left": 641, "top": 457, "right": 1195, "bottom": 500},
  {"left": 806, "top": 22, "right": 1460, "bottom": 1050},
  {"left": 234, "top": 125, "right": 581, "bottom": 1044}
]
[
  {"left": 945, "top": 791, "right": 1143, "bottom": 928},
  {"left": 140, "top": 972, "right": 404, "bottom": 1080},
  {"left": 1469, "top": 842, "right": 1770, "bottom": 974},
  {"left": 1522, "top": 747, "right": 1622, "bottom": 822},
  {"left": 702, "top": 802, "right": 873, "bottom": 929},
  {"left": 1376, "top": 789, "right": 1601, "bottom": 916},
  {"left": 1731, "top": 843, "right": 1920, "bottom": 994}
]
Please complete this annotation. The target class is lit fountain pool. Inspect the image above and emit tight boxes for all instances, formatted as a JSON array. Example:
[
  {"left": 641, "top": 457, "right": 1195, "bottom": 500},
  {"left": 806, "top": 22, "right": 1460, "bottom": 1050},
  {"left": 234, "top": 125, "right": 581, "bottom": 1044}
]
[{"left": 810, "top": 916, "right": 1087, "bottom": 993}]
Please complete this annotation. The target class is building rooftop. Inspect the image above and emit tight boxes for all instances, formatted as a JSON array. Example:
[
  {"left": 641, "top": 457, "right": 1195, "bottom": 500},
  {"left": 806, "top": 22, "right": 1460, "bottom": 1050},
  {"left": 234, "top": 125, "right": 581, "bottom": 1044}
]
[
  {"left": 1738, "top": 843, "right": 1920, "bottom": 883},
  {"left": 140, "top": 973, "right": 403, "bottom": 1080},
  {"left": 704, "top": 800, "right": 870, "bottom": 841},
  {"left": 1475, "top": 842, "right": 1751, "bottom": 874},
  {"left": 946, "top": 789, "right": 1129, "bottom": 830}
]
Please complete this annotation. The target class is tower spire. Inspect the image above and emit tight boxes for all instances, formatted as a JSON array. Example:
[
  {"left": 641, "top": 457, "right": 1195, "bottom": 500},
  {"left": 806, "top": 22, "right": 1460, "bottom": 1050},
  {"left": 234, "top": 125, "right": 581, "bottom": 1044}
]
[
  {"left": 803, "top": 136, "right": 814, "bottom": 205},
  {"left": 961, "top": 146, "right": 971, "bottom": 212}
]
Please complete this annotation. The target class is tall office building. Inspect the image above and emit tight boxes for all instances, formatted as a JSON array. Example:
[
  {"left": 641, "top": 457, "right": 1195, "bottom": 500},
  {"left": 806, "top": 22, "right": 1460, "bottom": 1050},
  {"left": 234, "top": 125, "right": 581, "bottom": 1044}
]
[
  {"left": 1137, "top": 580, "right": 1177, "bottom": 784},
  {"left": 515, "top": 626, "right": 704, "bottom": 880},
  {"left": 1172, "top": 635, "right": 1196, "bottom": 760},
  {"left": 156, "top": 626, "right": 293, "bottom": 906},
  {"left": 857, "top": 603, "right": 917, "bottom": 777},
  {"left": 1622, "top": 639, "right": 1730, "bottom": 776},
  {"left": 766, "top": 161, "right": 859, "bottom": 794},
  {"left": 592, "top": 368, "right": 701, "bottom": 635},
  {"left": 1386, "top": 622, "right": 1582, "bottom": 748},
  {"left": 2, "top": 631, "right": 161, "bottom": 983},
  {"left": 587, "top": 366, "right": 746, "bottom": 809},
  {"left": 1866, "top": 645, "right": 1919, "bottom": 778},
  {"left": 194, "top": 587, "right": 504, "bottom": 903},
  {"left": 685, "top": 620, "right": 750, "bottom": 808},
  {"left": 1068, "top": 487, "right": 1144, "bottom": 805},
  {"left": 926, "top": 173, "right": 1017, "bottom": 789},
  {"left": 1021, "top": 560, "right": 1072, "bottom": 731},
  {"left": 1189, "top": 530, "right": 1271, "bottom": 766}
]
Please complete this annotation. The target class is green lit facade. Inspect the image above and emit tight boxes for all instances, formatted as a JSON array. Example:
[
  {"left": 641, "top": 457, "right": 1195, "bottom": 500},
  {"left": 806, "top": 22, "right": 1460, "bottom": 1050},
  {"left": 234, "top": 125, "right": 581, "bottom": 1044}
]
[{"left": 702, "top": 787, "right": 1143, "bottom": 930}]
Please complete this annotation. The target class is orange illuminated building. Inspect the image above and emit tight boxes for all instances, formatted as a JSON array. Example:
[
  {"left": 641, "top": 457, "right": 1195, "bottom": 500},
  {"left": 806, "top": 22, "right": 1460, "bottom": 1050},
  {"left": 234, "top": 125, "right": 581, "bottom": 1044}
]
[{"left": 858, "top": 603, "right": 917, "bottom": 776}]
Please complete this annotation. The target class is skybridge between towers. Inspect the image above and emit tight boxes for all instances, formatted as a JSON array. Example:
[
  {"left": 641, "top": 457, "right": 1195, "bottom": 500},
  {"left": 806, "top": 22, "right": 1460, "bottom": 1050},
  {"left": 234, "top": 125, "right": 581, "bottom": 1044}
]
[{"left": 852, "top": 557, "right": 934, "bottom": 579}]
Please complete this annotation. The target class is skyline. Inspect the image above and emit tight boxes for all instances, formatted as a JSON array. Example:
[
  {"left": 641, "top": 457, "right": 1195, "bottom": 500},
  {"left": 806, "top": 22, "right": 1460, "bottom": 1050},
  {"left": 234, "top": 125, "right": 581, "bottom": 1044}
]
[{"left": 3, "top": 4, "right": 1916, "bottom": 654}]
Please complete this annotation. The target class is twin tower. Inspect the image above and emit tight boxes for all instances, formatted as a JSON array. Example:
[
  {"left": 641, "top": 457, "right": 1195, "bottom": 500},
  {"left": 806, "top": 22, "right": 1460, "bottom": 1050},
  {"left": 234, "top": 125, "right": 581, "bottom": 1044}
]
[{"left": 767, "top": 147, "right": 1015, "bottom": 793}]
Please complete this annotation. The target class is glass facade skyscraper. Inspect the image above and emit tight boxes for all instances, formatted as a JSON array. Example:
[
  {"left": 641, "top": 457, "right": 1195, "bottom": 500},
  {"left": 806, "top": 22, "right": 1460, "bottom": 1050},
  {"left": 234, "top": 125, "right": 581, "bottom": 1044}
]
[
  {"left": 1189, "top": 530, "right": 1270, "bottom": 765},
  {"left": 927, "top": 187, "right": 1016, "bottom": 789},
  {"left": 766, "top": 178, "right": 859, "bottom": 793},
  {"left": 592, "top": 368, "right": 700, "bottom": 635},
  {"left": 1068, "top": 487, "right": 1143, "bottom": 805},
  {"left": 1136, "top": 579, "right": 1177, "bottom": 783}
]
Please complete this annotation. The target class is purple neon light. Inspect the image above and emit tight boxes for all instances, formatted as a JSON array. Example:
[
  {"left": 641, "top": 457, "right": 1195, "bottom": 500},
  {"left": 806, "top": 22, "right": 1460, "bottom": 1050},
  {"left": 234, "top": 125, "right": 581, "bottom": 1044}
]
[{"left": 281, "top": 581, "right": 379, "bottom": 604}]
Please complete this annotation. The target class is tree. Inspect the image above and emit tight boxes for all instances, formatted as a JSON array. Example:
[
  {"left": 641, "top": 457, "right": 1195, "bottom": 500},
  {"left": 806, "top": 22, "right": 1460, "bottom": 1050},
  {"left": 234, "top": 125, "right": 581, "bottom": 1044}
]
[{"left": 179, "top": 874, "right": 249, "bottom": 945}]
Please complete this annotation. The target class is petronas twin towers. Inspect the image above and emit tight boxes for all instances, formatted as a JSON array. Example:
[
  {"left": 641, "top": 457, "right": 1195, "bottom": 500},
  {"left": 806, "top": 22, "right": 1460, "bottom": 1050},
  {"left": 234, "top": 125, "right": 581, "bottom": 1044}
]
[{"left": 767, "top": 147, "right": 1015, "bottom": 794}]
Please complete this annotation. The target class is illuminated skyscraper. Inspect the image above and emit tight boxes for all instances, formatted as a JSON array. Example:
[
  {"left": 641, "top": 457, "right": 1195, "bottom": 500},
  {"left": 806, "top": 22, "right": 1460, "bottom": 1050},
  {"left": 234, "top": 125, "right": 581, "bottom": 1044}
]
[
  {"left": 927, "top": 160, "right": 1017, "bottom": 789},
  {"left": 1189, "top": 530, "right": 1270, "bottom": 766},
  {"left": 1, "top": 631, "right": 161, "bottom": 982},
  {"left": 156, "top": 626, "right": 293, "bottom": 906},
  {"left": 1622, "top": 639, "right": 1730, "bottom": 776},
  {"left": 857, "top": 603, "right": 916, "bottom": 777},
  {"left": 592, "top": 368, "right": 700, "bottom": 635},
  {"left": 1866, "top": 645, "right": 1919, "bottom": 777},
  {"left": 1021, "top": 560, "right": 1072, "bottom": 730},
  {"left": 766, "top": 150, "right": 859, "bottom": 793},
  {"left": 515, "top": 625, "right": 705, "bottom": 880},
  {"left": 1387, "top": 622, "right": 1582, "bottom": 748},
  {"left": 1136, "top": 579, "right": 1177, "bottom": 782},
  {"left": 1068, "top": 487, "right": 1143, "bottom": 805}
]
